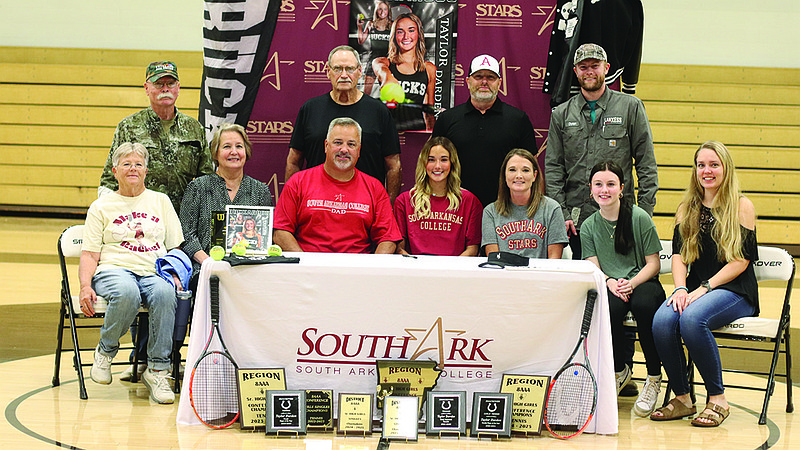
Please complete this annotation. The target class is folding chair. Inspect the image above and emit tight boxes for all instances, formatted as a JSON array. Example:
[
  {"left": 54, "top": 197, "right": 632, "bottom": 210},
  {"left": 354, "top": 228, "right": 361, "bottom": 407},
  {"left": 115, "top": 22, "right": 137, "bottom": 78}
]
[
  {"left": 647, "top": 243, "right": 794, "bottom": 424},
  {"left": 52, "top": 225, "right": 148, "bottom": 399},
  {"left": 687, "top": 245, "right": 795, "bottom": 425}
]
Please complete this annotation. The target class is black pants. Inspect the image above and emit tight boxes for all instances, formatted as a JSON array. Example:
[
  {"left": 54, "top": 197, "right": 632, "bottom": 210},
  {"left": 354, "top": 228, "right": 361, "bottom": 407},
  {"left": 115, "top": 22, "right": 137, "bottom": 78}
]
[{"left": 608, "top": 278, "right": 666, "bottom": 375}]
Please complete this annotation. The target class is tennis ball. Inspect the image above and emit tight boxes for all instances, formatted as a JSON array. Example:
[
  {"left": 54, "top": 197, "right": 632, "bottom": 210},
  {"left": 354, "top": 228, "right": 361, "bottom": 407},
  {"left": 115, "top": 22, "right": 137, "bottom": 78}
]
[
  {"left": 380, "top": 83, "right": 406, "bottom": 103},
  {"left": 267, "top": 244, "right": 282, "bottom": 256},
  {"left": 209, "top": 245, "right": 225, "bottom": 261},
  {"left": 232, "top": 242, "right": 246, "bottom": 256}
]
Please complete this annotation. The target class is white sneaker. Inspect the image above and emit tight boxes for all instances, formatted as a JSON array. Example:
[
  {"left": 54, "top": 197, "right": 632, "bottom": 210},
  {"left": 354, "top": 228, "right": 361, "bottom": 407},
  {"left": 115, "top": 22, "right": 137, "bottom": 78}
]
[
  {"left": 119, "top": 363, "right": 147, "bottom": 382},
  {"left": 142, "top": 368, "right": 175, "bottom": 404},
  {"left": 90, "top": 345, "right": 113, "bottom": 385},
  {"left": 633, "top": 374, "right": 662, "bottom": 417},
  {"left": 615, "top": 365, "right": 632, "bottom": 395}
]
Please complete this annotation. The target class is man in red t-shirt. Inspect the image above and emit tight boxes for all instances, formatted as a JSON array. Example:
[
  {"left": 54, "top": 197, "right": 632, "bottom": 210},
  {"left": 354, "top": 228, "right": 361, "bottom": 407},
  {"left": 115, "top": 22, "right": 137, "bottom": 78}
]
[{"left": 274, "top": 117, "right": 402, "bottom": 253}]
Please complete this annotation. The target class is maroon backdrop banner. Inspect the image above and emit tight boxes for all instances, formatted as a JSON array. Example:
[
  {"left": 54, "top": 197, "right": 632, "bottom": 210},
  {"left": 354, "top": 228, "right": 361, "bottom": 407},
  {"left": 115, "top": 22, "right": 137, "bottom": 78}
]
[{"left": 245, "top": 0, "right": 557, "bottom": 202}]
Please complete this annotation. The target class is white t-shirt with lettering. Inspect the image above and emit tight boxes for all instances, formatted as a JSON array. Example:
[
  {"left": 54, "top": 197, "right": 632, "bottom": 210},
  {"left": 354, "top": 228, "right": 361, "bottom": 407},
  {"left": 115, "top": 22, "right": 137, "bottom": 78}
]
[{"left": 82, "top": 189, "right": 184, "bottom": 276}]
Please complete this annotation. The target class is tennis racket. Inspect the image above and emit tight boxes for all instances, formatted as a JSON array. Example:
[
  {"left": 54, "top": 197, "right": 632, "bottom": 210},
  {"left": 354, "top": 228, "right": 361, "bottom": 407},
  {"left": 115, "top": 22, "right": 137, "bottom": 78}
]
[
  {"left": 189, "top": 275, "right": 240, "bottom": 428},
  {"left": 544, "top": 288, "right": 598, "bottom": 439}
]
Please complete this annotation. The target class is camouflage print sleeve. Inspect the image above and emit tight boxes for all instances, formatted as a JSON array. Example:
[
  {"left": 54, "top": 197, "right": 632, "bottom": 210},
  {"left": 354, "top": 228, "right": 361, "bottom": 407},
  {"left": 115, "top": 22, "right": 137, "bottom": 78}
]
[
  {"left": 100, "top": 123, "right": 129, "bottom": 192},
  {"left": 197, "top": 131, "right": 214, "bottom": 177}
]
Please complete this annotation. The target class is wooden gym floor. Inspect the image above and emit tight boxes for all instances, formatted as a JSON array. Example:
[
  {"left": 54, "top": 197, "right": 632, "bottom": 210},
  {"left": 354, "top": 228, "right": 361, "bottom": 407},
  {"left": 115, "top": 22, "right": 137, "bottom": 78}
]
[{"left": 2, "top": 216, "right": 799, "bottom": 449}]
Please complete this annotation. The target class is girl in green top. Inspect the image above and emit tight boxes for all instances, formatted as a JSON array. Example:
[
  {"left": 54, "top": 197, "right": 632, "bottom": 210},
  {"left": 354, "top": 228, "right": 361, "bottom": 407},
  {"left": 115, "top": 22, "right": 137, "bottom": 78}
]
[{"left": 580, "top": 160, "right": 665, "bottom": 417}]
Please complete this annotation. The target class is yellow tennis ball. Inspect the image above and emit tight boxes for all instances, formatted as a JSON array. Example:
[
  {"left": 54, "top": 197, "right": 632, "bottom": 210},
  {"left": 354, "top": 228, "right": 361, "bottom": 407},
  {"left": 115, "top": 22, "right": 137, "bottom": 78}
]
[
  {"left": 209, "top": 245, "right": 225, "bottom": 261},
  {"left": 380, "top": 83, "right": 406, "bottom": 103},
  {"left": 267, "top": 244, "right": 282, "bottom": 256},
  {"left": 232, "top": 242, "right": 246, "bottom": 256}
]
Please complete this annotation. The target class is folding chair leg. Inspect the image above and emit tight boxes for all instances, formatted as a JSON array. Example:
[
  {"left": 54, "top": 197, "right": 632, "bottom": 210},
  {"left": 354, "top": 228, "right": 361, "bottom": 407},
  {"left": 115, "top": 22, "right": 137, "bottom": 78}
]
[
  {"left": 131, "top": 315, "right": 147, "bottom": 383},
  {"left": 171, "top": 341, "right": 182, "bottom": 393},
  {"left": 65, "top": 304, "right": 89, "bottom": 400},
  {"left": 52, "top": 301, "right": 67, "bottom": 387},
  {"left": 786, "top": 327, "right": 794, "bottom": 413},
  {"left": 758, "top": 329, "right": 787, "bottom": 424},
  {"left": 686, "top": 353, "right": 697, "bottom": 405}
]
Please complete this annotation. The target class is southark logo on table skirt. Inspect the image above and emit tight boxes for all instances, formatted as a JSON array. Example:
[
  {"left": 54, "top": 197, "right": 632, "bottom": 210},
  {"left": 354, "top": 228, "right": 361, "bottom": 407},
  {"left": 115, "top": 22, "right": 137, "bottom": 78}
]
[{"left": 294, "top": 317, "right": 494, "bottom": 379}]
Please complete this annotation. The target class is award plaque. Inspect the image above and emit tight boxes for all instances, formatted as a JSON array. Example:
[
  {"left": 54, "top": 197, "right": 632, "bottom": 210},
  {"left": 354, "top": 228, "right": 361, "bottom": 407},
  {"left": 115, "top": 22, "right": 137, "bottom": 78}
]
[
  {"left": 375, "top": 360, "right": 442, "bottom": 415},
  {"left": 265, "top": 390, "right": 307, "bottom": 435},
  {"left": 236, "top": 368, "right": 287, "bottom": 428},
  {"left": 381, "top": 396, "right": 419, "bottom": 441},
  {"left": 425, "top": 391, "right": 466, "bottom": 437},
  {"left": 500, "top": 374, "right": 550, "bottom": 435},
  {"left": 305, "top": 390, "right": 333, "bottom": 429},
  {"left": 470, "top": 392, "right": 513, "bottom": 439},
  {"left": 337, "top": 393, "right": 374, "bottom": 435}
]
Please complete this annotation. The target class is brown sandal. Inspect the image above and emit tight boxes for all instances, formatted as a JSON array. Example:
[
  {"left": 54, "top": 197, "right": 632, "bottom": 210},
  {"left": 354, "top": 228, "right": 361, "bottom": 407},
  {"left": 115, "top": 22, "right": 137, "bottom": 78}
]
[
  {"left": 650, "top": 398, "right": 697, "bottom": 421},
  {"left": 691, "top": 402, "right": 730, "bottom": 427}
]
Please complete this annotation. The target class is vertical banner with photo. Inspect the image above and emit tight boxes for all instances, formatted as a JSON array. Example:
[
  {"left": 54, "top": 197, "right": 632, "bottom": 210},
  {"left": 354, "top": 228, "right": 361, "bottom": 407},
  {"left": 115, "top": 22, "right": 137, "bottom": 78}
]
[{"left": 349, "top": 1, "right": 458, "bottom": 132}]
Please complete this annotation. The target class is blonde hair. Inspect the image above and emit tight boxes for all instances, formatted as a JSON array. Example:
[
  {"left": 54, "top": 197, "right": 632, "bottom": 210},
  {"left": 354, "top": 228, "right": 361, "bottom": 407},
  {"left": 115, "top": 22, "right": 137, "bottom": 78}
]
[
  {"left": 210, "top": 123, "right": 252, "bottom": 164},
  {"left": 387, "top": 13, "right": 427, "bottom": 72},
  {"left": 495, "top": 149, "right": 544, "bottom": 218},
  {"left": 676, "top": 141, "right": 745, "bottom": 263},
  {"left": 372, "top": 1, "right": 392, "bottom": 23},
  {"left": 410, "top": 137, "right": 463, "bottom": 218}
]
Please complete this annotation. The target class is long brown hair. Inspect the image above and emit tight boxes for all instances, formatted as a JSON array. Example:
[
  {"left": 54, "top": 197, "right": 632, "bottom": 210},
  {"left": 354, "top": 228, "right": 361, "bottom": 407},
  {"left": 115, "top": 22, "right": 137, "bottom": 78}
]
[{"left": 494, "top": 149, "right": 543, "bottom": 218}]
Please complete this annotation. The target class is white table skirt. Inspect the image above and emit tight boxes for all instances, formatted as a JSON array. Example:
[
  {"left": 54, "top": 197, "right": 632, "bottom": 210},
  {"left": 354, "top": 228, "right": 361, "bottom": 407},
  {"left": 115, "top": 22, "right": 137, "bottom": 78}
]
[{"left": 176, "top": 253, "right": 617, "bottom": 435}]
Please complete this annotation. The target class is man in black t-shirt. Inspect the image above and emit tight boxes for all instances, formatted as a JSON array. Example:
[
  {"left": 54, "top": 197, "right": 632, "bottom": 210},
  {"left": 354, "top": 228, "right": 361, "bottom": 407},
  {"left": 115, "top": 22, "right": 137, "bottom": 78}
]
[{"left": 286, "top": 45, "right": 402, "bottom": 203}]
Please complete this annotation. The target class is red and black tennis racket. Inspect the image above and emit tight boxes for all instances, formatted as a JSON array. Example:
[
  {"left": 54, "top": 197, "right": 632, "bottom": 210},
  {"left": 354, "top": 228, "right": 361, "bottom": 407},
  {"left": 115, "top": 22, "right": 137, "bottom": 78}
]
[
  {"left": 189, "top": 275, "right": 239, "bottom": 428},
  {"left": 544, "top": 288, "right": 598, "bottom": 439}
]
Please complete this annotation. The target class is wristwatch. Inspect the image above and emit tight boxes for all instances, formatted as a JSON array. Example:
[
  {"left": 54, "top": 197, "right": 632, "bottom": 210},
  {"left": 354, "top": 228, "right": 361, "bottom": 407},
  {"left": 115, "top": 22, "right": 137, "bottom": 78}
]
[{"left": 700, "top": 280, "right": 713, "bottom": 292}]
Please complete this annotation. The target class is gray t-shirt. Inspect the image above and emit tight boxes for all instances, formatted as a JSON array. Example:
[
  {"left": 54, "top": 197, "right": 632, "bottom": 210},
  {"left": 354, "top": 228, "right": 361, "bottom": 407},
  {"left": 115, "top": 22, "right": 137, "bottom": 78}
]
[{"left": 481, "top": 196, "right": 568, "bottom": 259}]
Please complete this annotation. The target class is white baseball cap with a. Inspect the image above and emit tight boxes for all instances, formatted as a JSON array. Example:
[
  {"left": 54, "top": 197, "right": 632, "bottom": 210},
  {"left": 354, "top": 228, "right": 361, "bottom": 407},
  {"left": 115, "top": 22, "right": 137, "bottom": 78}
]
[{"left": 469, "top": 54, "right": 500, "bottom": 77}]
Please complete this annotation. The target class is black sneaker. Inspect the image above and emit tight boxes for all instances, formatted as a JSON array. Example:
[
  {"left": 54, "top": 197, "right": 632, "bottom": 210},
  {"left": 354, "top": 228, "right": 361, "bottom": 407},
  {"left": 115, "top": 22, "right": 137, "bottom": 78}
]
[{"left": 620, "top": 378, "right": 639, "bottom": 397}]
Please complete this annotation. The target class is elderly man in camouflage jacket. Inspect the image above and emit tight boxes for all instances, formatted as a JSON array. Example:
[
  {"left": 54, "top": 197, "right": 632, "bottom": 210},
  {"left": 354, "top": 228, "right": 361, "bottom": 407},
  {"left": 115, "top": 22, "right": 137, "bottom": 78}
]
[
  {"left": 98, "top": 61, "right": 213, "bottom": 381},
  {"left": 99, "top": 61, "right": 214, "bottom": 214}
]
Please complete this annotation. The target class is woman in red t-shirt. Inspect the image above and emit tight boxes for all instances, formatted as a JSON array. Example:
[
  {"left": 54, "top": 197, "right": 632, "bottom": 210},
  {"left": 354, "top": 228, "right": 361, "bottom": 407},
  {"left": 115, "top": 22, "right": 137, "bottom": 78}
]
[{"left": 393, "top": 137, "right": 482, "bottom": 256}]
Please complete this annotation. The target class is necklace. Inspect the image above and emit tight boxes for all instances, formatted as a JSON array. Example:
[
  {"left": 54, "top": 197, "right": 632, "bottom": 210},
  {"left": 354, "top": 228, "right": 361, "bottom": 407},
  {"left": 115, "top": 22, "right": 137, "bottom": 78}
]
[{"left": 602, "top": 218, "right": 616, "bottom": 239}]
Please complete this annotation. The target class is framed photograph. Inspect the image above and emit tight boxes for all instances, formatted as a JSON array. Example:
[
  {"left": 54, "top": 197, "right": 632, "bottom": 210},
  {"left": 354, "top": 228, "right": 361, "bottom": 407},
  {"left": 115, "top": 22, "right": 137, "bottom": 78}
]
[
  {"left": 425, "top": 391, "right": 466, "bottom": 437},
  {"left": 471, "top": 392, "right": 513, "bottom": 439},
  {"left": 265, "top": 390, "right": 307, "bottom": 435},
  {"left": 225, "top": 205, "right": 274, "bottom": 254}
]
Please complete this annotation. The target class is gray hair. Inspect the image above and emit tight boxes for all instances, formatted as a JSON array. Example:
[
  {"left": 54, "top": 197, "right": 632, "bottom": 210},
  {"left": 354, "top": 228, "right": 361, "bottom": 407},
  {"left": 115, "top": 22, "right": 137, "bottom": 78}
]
[
  {"left": 112, "top": 142, "right": 149, "bottom": 167},
  {"left": 327, "top": 45, "right": 361, "bottom": 68},
  {"left": 327, "top": 117, "right": 362, "bottom": 142}
]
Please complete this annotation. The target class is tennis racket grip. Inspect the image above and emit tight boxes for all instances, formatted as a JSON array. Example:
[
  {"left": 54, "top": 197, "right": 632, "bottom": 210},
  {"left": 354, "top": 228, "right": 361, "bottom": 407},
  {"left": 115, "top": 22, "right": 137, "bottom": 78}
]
[
  {"left": 209, "top": 275, "right": 220, "bottom": 323},
  {"left": 581, "top": 289, "right": 598, "bottom": 336}
]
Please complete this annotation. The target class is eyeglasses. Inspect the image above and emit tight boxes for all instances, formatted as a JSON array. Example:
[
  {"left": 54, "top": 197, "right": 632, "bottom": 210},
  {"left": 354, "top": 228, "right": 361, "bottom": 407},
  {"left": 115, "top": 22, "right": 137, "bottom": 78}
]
[
  {"left": 118, "top": 162, "right": 145, "bottom": 170},
  {"left": 151, "top": 80, "right": 178, "bottom": 89},
  {"left": 329, "top": 65, "right": 360, "bottom": 74}
]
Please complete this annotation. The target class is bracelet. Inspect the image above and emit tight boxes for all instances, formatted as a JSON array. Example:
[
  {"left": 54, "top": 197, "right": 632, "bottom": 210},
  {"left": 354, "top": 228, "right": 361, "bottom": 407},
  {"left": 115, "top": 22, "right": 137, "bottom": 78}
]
[{"left": 672, "top": 286, "right": 688, "bottom": 295}]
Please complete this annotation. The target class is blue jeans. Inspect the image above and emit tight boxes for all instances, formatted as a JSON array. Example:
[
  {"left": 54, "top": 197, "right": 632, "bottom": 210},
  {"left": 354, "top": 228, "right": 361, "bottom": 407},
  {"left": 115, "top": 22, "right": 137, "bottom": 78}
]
[
  {"left": 652, "top": 289, "right": 754, "bottom": 397},
  {"left": 92, "top": 269, "right": 176, "bottom": 371}
]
